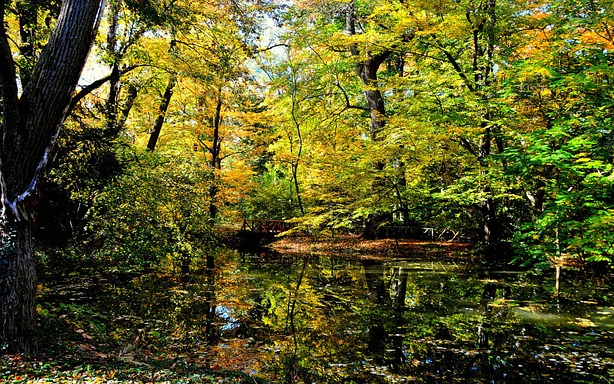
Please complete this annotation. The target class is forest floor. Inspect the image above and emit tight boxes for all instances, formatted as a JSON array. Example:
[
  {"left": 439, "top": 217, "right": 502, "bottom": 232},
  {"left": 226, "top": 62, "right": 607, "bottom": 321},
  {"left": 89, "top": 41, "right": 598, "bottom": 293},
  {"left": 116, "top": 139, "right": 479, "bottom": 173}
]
[{"left": 270, "top": 234, "right": 479, "bottom": 263}]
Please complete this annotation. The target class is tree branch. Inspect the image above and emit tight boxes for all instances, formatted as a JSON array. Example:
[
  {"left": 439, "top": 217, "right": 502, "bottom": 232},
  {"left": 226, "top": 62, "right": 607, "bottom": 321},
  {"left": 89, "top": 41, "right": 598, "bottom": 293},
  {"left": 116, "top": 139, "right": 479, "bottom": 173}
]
[
  {"left": 334, "top": 82, "right": 370, "bottom": 111},
  {"left": 67, "top": 65, "right": 142, "bottom": 115},
  {"left": 433, "top": 38, "right": 475, "bottom": 92},
  {"left": 256, "top": 43, "right": 288, "bottom": 53},
  {"left": 196, "top": 136, "right": 212, "bottom": 153},
  {"left": 455, "top": 136, "right": 478, "bottom": 157}
]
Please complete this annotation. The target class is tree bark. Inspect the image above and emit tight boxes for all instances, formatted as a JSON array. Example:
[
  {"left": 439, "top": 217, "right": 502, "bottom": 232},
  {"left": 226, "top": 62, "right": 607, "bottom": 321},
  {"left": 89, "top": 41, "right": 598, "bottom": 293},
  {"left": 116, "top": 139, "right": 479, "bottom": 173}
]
[
  {"left": 345, "top": 2, "right": 393, "bottom": 238},
  {"left": 0, "top": 222, "right": 36, "bottom": 352},
  {"left": 207, "top": 92, "right": 223, "bottom": 221},
  {"left": 147, "top": 75, "right": 177, "bottom": 151},
  {"left": 0, "top": 0, "right": 105, "bottom": 352},
  {"left": 345, "top": 3, "right": 389, "bottom": 144}
]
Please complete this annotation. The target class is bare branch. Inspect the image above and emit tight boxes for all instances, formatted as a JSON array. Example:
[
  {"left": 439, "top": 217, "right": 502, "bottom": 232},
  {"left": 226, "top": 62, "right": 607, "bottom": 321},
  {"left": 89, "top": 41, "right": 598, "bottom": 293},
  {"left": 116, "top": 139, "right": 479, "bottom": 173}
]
[
  {"left": 256, "top": 43, "right": 288, "bottom": 53},
  {"left": 67, "top": 65, "right": 143, "bottom": 115},
  {"left": 334, "top": 82, "right": 370, "bottom": 111},
  {"left": 432, "top": 37, "right": 476, "bottom": 93},
  {"left": 454, "top": 136, "right": 478, "bottom": 157},
  {"left": 196, "top": 136, "right": 212, "bottom": 152}
]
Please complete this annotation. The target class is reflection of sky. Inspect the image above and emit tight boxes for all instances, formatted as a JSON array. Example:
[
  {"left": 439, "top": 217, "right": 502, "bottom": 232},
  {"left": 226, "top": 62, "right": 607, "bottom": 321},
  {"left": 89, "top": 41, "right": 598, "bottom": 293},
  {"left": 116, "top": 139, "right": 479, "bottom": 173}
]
[{"left": 216, "top": 305, "right": 239, "bottom": 331}]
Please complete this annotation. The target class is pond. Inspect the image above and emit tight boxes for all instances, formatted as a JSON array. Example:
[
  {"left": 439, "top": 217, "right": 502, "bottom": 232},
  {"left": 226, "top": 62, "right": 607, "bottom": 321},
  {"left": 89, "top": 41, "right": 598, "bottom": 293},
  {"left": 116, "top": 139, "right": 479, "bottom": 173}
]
[
  {"left": 204, "top": 250, "right": 614, "bottom": 383},
  {"left": 42, "top": 246, "right": 614, "bottom": 383}
]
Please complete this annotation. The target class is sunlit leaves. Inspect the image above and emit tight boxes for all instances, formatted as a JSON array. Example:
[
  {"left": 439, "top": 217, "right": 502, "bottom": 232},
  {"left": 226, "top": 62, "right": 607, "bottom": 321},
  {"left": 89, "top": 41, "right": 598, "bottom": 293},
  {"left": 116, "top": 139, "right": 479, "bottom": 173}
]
[
  {"left": 497, "top": 0, "right": 614, "bottom": 265},
  {"left": 42, "top": 0, "right": 614, "bottom": 269}
]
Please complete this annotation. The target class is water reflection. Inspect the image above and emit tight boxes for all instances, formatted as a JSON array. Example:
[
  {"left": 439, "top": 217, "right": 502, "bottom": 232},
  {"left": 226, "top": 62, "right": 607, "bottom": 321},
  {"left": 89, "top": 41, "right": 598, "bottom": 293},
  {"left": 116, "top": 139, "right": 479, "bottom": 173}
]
[{"left": 114, "top": 249, "right": 614, "bottom": 382}]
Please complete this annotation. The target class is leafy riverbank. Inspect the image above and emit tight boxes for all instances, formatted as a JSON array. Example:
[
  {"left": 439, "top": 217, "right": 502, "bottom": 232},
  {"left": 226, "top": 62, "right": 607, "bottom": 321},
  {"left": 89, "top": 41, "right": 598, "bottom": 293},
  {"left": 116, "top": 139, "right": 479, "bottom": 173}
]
[{"left": 272, "top": 234, "right": 479, "bottom": 263}]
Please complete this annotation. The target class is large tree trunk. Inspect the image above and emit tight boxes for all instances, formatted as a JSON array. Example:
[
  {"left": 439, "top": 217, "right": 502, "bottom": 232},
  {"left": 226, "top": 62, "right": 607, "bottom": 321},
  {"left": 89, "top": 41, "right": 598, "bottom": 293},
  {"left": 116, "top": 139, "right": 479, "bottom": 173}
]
[
  {"left": 345, "top": 3, "right": 389, "bottom": 144},
  {"left": 0, "top": 0, "right": 105, "bottom": 352},
  {"left": 345, "top": 2, "right": 393, "bottom": 239},
  {"left": 0, "top": 220, "right": 36, "bottom": 352}
]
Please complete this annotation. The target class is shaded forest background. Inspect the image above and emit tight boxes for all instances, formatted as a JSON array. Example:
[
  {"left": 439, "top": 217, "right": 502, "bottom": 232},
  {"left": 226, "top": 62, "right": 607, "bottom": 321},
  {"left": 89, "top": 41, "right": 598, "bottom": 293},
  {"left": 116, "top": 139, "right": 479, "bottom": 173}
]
[{"left": 1, "top": 0, "right": 613, "bottom": 352}]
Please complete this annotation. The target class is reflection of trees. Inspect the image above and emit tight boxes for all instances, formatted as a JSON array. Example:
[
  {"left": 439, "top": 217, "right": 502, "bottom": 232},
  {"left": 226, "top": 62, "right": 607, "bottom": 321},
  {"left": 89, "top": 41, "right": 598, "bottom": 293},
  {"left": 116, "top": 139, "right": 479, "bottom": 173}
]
[
  {"left": 169, "top": 258, "right": 221, "bottom": 345},
  {"left": 359, "top": 261, "right": 527, "bottom": 380},
  {"left": 416, "top": 275, "right": 519, "bottom": 381},
  {"left": 177, "top": 251, "right": 597, "bottom": 383},
  {"left": 363, "top": 260, "right": 387, "bottom": 301},
  {"left": 477, "top": 279, "right": 513, "bottom": 349},
  {"left": 284, "top": 257, "right": 308, "bottom": 383},
  {"left": 361, "top": 260, "right": 408, "bottom": 368},
  {"left": 228, "top": 252, "right": 531, "bottom": 382},
  {"left": 203, "top": 259, "right": 218, "bottom": 344},
  {"left": 192, "top": 251, "right": 560, "bottom": 382},
  {"left": 257, "top": 255, "right": 379, "bottom": 382}
]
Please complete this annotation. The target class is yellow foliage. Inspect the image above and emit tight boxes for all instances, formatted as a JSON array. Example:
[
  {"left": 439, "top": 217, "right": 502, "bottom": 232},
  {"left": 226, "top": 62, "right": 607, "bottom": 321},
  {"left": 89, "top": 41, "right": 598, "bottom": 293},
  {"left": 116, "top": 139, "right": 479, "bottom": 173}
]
[{"left": 578, "top": 30, "right": 614, "bottom": 50}]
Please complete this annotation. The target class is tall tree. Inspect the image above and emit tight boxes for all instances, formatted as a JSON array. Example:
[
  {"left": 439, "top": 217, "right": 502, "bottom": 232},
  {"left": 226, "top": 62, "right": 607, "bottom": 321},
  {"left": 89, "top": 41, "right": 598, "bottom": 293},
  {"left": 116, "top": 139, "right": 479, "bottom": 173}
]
[
  {"left": 379, "top": 0, "right": 540, "bottom": 245},
  {"left": 269, "top": 0, "right": 415, "bottom": 235},
  {"left": 342, "top": 1, "right": 414, "bottom": 236},
  {"left": 502, "top": 0, "right": 614, "bottom": 266},
  {"left": 173, "top": 0, "right": 268, "bottom": 222},
  {"left": 0, "top": 0, "right": 105, "bottom": 352}
]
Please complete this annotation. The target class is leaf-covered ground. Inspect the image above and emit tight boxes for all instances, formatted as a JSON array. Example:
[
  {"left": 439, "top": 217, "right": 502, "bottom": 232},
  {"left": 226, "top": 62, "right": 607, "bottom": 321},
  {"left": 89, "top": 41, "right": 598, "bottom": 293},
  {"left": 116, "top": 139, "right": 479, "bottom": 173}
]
[
  {"left": 1, "top": 353, "right": 255, "bottom": 383},
  {"left": 271, "top": 234, "right": 475, "bottom": 261},
  {"left": 1, "top": 273, "right": 268, "bottom": 384}
]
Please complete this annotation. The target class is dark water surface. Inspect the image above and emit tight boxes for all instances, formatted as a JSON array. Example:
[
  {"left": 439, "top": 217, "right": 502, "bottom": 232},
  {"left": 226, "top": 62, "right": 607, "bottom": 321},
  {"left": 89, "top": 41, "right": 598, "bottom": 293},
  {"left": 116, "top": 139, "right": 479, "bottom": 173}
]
[
  {"left": 59, "top": 248, "right": 614, "bottom": 383},
  {"left": 152, "top": 249, "right": 614, "bottom": 383}
]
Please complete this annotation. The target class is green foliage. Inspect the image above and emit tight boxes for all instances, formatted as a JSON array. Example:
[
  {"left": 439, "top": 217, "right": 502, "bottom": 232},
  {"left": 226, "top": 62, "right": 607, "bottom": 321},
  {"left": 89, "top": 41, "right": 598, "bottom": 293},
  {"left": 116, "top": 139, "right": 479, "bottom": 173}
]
[
  {"left": 241, "top": 167, "right": 301, "bottom": 220},
  {"left": 251, "top": 0, "right": 614, "bottom": 268},
  {"left": 28, "top": 0, "right": 614, "bottom": 278},
  {"left": 86, "top": 149, "right": 216, "bottom": 272},
  {"left": 499, "top": 0, "right": 614, "bottom": 267}
]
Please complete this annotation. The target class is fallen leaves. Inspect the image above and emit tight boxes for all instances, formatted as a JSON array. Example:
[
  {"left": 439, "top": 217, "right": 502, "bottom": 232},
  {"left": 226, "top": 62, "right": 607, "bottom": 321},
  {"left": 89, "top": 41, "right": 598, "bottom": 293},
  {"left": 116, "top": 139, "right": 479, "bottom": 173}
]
[{"left": 271, "top": 234, "right": 474, "bottom": 261}]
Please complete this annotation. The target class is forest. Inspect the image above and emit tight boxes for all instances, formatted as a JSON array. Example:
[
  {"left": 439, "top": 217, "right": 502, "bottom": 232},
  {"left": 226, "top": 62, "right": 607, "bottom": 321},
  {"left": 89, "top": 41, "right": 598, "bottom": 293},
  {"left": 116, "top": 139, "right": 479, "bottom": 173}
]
[{"left": 1, "top": 0, "right": 613, "bottom": 382}]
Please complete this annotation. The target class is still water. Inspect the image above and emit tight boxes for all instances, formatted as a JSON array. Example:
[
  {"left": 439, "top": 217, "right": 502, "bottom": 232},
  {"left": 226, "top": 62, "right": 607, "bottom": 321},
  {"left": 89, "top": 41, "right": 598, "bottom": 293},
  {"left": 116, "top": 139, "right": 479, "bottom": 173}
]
[{"left": 121, "top": 249, "right": 614, "bottom": 383}]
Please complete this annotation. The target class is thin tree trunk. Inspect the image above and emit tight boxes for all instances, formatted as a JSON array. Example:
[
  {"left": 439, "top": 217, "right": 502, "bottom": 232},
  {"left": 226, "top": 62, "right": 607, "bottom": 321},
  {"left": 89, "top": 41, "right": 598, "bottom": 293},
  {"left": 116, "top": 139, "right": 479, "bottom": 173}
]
[
  {"left": 440, "top": 0, "right": 501, "bottom": 245},
  {"left": 117, "top": 83, "right": 139, "bottom": 133},
  {"left": 147, "top": 38, "right": 177, "bottom": 151},
  {"left": 16, "top": 1, "right": 38, "bottom": 87},
  {"left": 207, "top": 93, "right": 223, "bottom": 221},
  {"left": 147, "top": 75, "right": 177, "bottom": 151},
  {"left": 289, "top": 63, "right": 305, "bottom": 216},
  {"left": 291, "top": 163, "right": 304, "bottom": 215},
  {"left": 104, "top": 0, "right": 122, "bottom": 135}
]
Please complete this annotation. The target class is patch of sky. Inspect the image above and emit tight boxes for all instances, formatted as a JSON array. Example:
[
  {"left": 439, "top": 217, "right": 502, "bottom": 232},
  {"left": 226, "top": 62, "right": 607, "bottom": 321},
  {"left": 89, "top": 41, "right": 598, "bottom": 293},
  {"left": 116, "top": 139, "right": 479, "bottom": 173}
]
[{"left": 216, "top": 305, "right": 240, "bottom": 331}]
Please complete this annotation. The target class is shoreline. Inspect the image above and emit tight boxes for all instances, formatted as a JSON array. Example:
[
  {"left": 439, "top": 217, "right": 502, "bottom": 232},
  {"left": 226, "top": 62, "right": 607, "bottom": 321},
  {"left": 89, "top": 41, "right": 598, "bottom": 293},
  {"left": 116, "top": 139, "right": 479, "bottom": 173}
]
[{"left": 269, "top": 234, "right": 476, "bottom": 262}]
